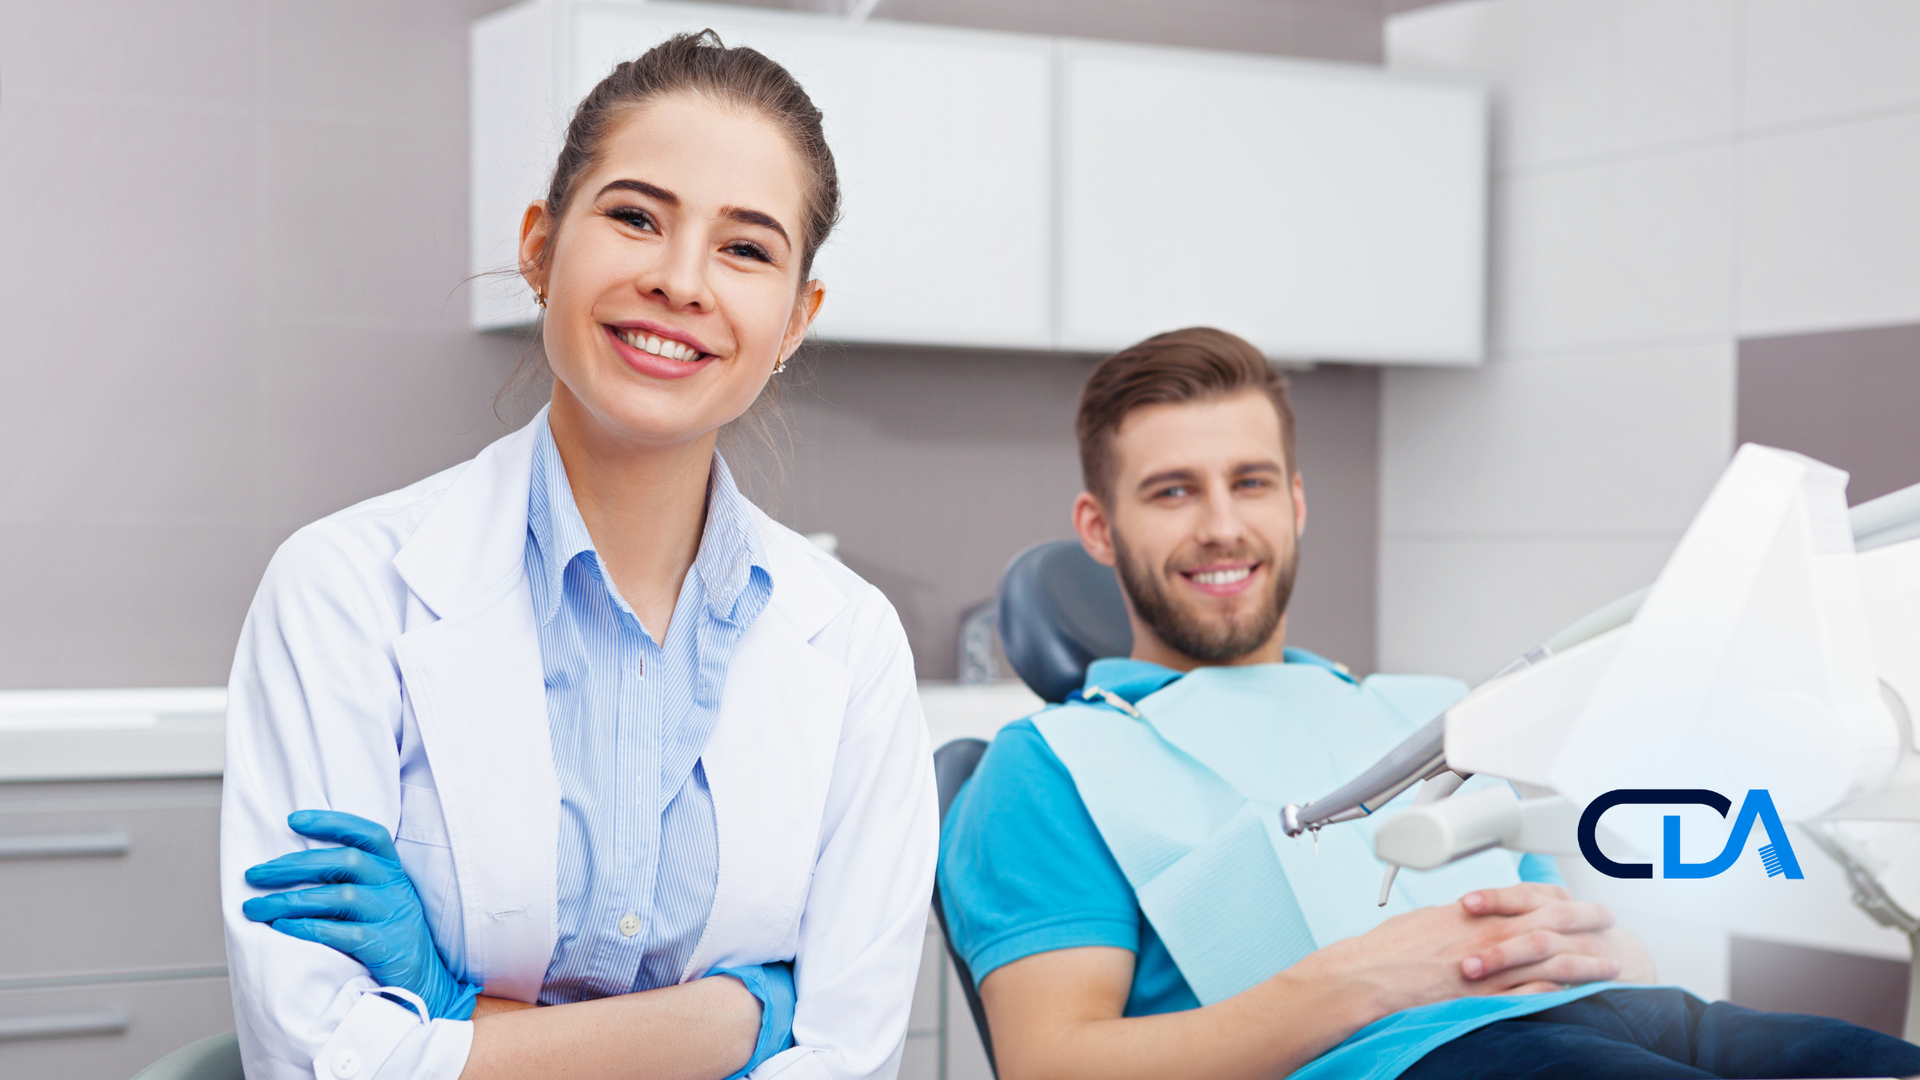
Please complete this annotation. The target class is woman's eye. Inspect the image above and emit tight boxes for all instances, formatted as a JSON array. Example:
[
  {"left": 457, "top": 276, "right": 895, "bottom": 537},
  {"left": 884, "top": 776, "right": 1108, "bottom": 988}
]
[
  {"left": 608, "top": 207, "right": 657, "bottom": 232},
  {"left": 724, "top": 241, "right": 772, "bottom": 264}
]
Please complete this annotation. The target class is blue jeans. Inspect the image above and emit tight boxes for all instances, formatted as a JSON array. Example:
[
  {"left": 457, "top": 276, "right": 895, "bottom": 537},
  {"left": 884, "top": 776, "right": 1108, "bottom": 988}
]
[{"left": 1399, "top": 988, "right": 1920, "bottom": 1080}]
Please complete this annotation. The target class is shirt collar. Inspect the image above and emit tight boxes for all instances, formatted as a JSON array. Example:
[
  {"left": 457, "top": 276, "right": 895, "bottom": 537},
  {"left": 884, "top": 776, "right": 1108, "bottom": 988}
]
[
  {"left": 1080, "top": 647, "right": 1356, "bottom": 705},
  {"left": 1081, "top": 658, "right": 1183, "bottom": 705},
  {"left": 526, "top": 418, "right": 771, "bottom": 628},
  {"left": 691, "top": 451, "right": 769, "bottom": 625}
]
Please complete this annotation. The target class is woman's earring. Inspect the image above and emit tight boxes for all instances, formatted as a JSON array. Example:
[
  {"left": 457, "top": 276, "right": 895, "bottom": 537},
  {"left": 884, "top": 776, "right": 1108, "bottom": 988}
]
[
  {"left": 534, "top": 287, "right": 547, "bottom": 308},
  {"left": 772, "top": 356, "right": 789, "bottom": 375}
]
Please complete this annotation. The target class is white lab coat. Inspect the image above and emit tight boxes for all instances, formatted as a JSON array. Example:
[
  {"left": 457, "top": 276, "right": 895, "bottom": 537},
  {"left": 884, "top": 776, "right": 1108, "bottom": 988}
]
[{"left": 220, "top": 414, "right": 937, "bottom": 1080}]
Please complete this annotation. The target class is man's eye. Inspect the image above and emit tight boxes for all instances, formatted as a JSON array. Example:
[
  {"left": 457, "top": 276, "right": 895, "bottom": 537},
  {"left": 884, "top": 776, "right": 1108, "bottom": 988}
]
[
  {"left": 608, "top": 207, "right": 657, "bottom": 232},
  {"left": 1235, "top": 477, "right": 1271, "bottom": 491},
  {"left": 725, "top": 241, "right": 772, "bottom": 264},
  {"left": 1157, "top": 485, "right": 1191, "bottom": 500}
]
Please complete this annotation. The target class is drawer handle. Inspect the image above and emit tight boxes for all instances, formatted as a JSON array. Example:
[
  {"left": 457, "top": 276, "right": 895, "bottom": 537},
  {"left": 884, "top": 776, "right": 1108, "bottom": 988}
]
[
  {"left": 0, "top": 832, "right": 132, "bottom": 859},
  {"left": 0, "top": 1007, "right": 130, "bottom": 1042}
]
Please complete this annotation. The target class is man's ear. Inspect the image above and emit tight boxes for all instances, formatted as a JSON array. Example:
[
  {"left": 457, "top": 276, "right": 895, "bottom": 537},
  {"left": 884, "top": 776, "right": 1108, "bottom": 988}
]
[
  {"left": 1073, "top": 491, "right": 1117, "bottom": 568},
  {"left": 1292, "top": 472, "right": 1306, "bottom": 540}
]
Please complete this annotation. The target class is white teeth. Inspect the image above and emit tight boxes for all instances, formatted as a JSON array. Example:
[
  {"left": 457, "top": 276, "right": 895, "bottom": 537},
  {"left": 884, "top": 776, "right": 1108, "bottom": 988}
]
[
  {"left": 617, "top": 329, "right": 701, "bottom": 361},
  {"left": 1191, "top": 567, "right": 1252, "bottom": 585}
]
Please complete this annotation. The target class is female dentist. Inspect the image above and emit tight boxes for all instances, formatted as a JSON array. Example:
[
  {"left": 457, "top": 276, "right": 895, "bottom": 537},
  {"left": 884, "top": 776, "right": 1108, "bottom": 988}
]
[{"left": 219, "top": 33, "right": 936, "bottom": 1080}]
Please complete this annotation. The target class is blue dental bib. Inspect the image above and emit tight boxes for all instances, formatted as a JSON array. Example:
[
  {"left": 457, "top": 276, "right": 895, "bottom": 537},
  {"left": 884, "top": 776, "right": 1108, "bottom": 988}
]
[{"left": 1032, "top": 660, "right": 1521, "bottom": 1005}]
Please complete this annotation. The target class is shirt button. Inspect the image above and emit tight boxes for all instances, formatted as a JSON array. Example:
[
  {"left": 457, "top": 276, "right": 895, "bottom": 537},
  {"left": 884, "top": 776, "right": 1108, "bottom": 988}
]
[
  {"left": 331, "top": 1050, "right": 362, "bottom": 1078},
  {"left": 618, "top": 913, "right": 641, "bottom": 937}
]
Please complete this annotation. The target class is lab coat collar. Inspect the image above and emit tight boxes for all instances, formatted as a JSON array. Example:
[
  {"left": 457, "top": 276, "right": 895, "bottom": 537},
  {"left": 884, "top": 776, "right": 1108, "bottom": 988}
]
[
  {"left": 388, "top": 403, "right": 846, "bottom": 643},
  {"left": 393, "top": 409, "right": 546, "bottom": 620},
  {"left": 396, "top": 406, "right": 820, "bottom": 632}
]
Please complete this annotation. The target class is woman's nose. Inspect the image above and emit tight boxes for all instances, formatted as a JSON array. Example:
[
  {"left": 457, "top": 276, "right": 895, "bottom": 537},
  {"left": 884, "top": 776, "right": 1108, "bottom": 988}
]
[{"left": 640, "top": 235, "right": 714, "bottom": 310}]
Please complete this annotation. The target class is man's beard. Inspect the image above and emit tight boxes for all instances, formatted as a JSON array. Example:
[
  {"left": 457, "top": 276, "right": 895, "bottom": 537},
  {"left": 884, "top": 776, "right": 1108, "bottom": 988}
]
[{"left": 1112, "top": 531, "right": 1296, "bottom": 664}]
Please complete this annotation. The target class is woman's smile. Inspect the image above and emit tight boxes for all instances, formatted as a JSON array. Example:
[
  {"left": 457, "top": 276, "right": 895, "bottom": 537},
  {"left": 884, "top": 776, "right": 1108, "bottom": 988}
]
[{"left": 604, "top": 319, "right": 718, "bottom": 381}]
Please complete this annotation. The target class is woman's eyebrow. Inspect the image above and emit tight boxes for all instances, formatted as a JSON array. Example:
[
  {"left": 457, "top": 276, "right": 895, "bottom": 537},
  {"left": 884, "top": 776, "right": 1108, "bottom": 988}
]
[
  {"left": 595, "top": 180, "right": 789, "bottom": 244},
  {"left": 597, "top": 178, "right": 677, "bottom": 204},
  {"left": 723, "top": 206, "right": 789, "bottom": 244}
]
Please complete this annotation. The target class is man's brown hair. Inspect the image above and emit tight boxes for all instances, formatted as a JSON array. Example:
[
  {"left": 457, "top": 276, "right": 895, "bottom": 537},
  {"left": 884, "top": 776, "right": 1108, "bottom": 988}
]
[{"left": 1075, "top": 327, "right": 1297, "bottom": 503}]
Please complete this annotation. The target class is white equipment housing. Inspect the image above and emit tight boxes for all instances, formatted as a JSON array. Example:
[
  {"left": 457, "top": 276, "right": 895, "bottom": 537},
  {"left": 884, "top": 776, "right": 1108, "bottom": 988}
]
[{"left": 1299, "top": 444, "right": 1920, "bottom": 1034}]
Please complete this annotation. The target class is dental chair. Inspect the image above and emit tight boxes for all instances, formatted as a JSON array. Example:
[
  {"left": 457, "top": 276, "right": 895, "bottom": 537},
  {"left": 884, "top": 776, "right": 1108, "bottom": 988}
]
[
  {"left": 928, "top": 541, "right": 1138, "bottom": 1077},
  {"left": 995, "top": 540, "right": 1132, "bottom": 704},
  {"left": 129, "top": 1030, "right": 242, "bottom": 1080}
]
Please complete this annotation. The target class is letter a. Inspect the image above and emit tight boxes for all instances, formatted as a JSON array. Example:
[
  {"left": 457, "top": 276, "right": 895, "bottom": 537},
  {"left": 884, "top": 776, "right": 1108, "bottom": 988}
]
[{"left": 1664, "top": 789, "right": 1803, "bottom": 879}]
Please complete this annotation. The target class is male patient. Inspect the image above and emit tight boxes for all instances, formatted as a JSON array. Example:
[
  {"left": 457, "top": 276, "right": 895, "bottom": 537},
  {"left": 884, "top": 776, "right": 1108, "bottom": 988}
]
[{"left": 938, "top": 328, "right": 1920, "bottom": 1080}]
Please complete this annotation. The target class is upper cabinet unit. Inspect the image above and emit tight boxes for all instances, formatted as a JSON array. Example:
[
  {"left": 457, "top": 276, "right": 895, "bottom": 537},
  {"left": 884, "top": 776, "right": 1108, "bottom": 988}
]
[
  {"left": 1056, "top": 43, "right": 1488, "bottom": 364},
  {"left": 472, "top": 1, "right": 1487, "bottom": 365}
]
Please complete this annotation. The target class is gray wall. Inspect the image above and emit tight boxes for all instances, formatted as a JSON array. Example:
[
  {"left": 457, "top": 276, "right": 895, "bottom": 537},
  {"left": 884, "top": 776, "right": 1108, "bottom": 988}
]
[
  {"left": 0, "top": 0, "right": 527, "bottom": 689},
  {"left": 0, "top": 0, "right": 1386, "bottom": 689},
  {"left": 1737, "top": 323, "right": 1920, "bottom": 504}
]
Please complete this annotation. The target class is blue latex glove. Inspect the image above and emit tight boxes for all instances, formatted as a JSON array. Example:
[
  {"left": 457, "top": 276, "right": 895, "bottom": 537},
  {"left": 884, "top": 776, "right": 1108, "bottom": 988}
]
[
  {"left": 242, "top": 809, "right": 482, "bottom": 1022},
  {"left": 711, "top": 961, "right": 796, "bottom": 1079}
]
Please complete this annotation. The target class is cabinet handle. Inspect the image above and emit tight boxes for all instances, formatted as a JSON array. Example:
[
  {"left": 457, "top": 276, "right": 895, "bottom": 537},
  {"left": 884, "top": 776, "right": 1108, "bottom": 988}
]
[
  {"left": 0, "top": 1007, "right": 130, "bottom": 1042},
  {"left": 0, "top": 832, "right": 132, "bottom": 859}
]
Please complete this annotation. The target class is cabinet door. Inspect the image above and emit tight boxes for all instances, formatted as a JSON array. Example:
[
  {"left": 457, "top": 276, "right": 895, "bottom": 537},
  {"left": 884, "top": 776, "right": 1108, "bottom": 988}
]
[
  {"left": 0, "top": 779, "right": 224, "bottom": 979},
  {"left": 557, "top": 2, "right": 1055, "bottom": 350},
  {"left": 0, "top": 975, "right": 231, "bottom": 1080},
  {"left": 1056, "top": 41, "right": 1487, "bottom": 364}
]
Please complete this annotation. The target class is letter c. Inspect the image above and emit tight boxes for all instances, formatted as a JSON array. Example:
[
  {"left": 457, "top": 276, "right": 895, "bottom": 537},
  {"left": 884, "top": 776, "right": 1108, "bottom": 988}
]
[{"left": 1578, "top": 789, "right": 1732, "bottom": 879}]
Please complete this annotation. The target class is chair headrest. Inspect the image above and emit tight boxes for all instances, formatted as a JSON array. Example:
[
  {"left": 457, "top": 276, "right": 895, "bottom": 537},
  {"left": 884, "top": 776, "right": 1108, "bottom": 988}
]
[{"left": 995, "top": 540, "right": 1133, "bottom": 704}]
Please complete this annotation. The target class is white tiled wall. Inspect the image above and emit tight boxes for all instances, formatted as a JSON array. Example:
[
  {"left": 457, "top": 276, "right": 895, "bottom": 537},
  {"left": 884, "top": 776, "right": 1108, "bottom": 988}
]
[
  {"left": 1738, "top": 110, "right": 1920, "bottom": 337},
  {"left": 1381, "top": 0, "right": 1920, "bottom": 682},
  {"left": 1382, "top": 0, "right": 1920, "bottom": 993}
]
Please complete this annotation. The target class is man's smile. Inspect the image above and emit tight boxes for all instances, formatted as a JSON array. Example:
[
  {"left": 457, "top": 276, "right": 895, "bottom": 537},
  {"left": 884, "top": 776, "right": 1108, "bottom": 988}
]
[{"left": 1179, "top": 561, "right": 1262, "bottom": 598}]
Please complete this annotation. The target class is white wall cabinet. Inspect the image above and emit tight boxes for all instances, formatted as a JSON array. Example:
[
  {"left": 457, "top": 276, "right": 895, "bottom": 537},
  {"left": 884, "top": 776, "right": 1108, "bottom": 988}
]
[
  {"left": 473, "top": 1, "right": 1487, "bottom": 364},
  {"left": 1056, "top": 42, "right": 1487, "bottom": 363}
]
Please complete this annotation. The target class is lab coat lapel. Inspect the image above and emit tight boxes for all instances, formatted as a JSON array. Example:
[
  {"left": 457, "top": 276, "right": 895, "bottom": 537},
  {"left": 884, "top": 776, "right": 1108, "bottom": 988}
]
[
  {"left": 690, "top": 513, "right": 850, "bottom": 975},
  {"left": 391, "top": 413, "right": 559, "bottom": 1002}
]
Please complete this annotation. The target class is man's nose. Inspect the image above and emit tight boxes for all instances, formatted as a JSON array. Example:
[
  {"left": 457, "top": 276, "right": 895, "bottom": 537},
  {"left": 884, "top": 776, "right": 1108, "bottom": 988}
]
[{"left": 1195, "top": 484, "right": 1246, "bottom": 545}]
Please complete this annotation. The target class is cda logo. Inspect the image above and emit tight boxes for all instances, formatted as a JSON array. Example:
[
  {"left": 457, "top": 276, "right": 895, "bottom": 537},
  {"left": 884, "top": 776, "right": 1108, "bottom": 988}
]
[{"left": 1577, "top": 788, "right": 1803, "bottom": 880}]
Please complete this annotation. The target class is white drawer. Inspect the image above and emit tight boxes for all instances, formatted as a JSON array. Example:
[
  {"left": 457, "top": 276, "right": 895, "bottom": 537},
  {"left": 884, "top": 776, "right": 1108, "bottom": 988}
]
[
  {"left": 0, "top": 779, "right": 224, "bottom": 979},
  {"left": 0, "top": 973, "right": 231, "bottom": 1080}
]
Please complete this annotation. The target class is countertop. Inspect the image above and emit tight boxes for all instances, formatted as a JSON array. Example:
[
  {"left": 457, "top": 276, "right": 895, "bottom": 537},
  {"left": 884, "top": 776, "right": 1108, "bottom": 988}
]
[{"left": 0, "top": 682, "right": 1044, "bottom": 783}]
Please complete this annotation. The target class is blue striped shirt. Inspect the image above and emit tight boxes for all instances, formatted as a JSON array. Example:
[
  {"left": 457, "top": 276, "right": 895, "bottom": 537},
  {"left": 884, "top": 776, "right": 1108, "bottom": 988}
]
[{"left": 526, "top": 418, "right": 772, "bottom": 1004}]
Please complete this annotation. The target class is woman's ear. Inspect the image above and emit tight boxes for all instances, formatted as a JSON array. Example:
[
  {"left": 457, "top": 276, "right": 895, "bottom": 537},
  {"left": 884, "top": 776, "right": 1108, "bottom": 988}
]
[
  {"left": 518, "top": 201, "right": 554, "bottom": 299},
  {"left": 778, "top": 279, "right": 826, "bottom": 370}
]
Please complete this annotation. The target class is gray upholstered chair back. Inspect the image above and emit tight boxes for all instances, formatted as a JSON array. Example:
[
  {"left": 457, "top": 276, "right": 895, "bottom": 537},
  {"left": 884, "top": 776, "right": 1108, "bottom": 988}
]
[{"left": 995, "top": 541, "right": 1131, "bottom": 703}]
